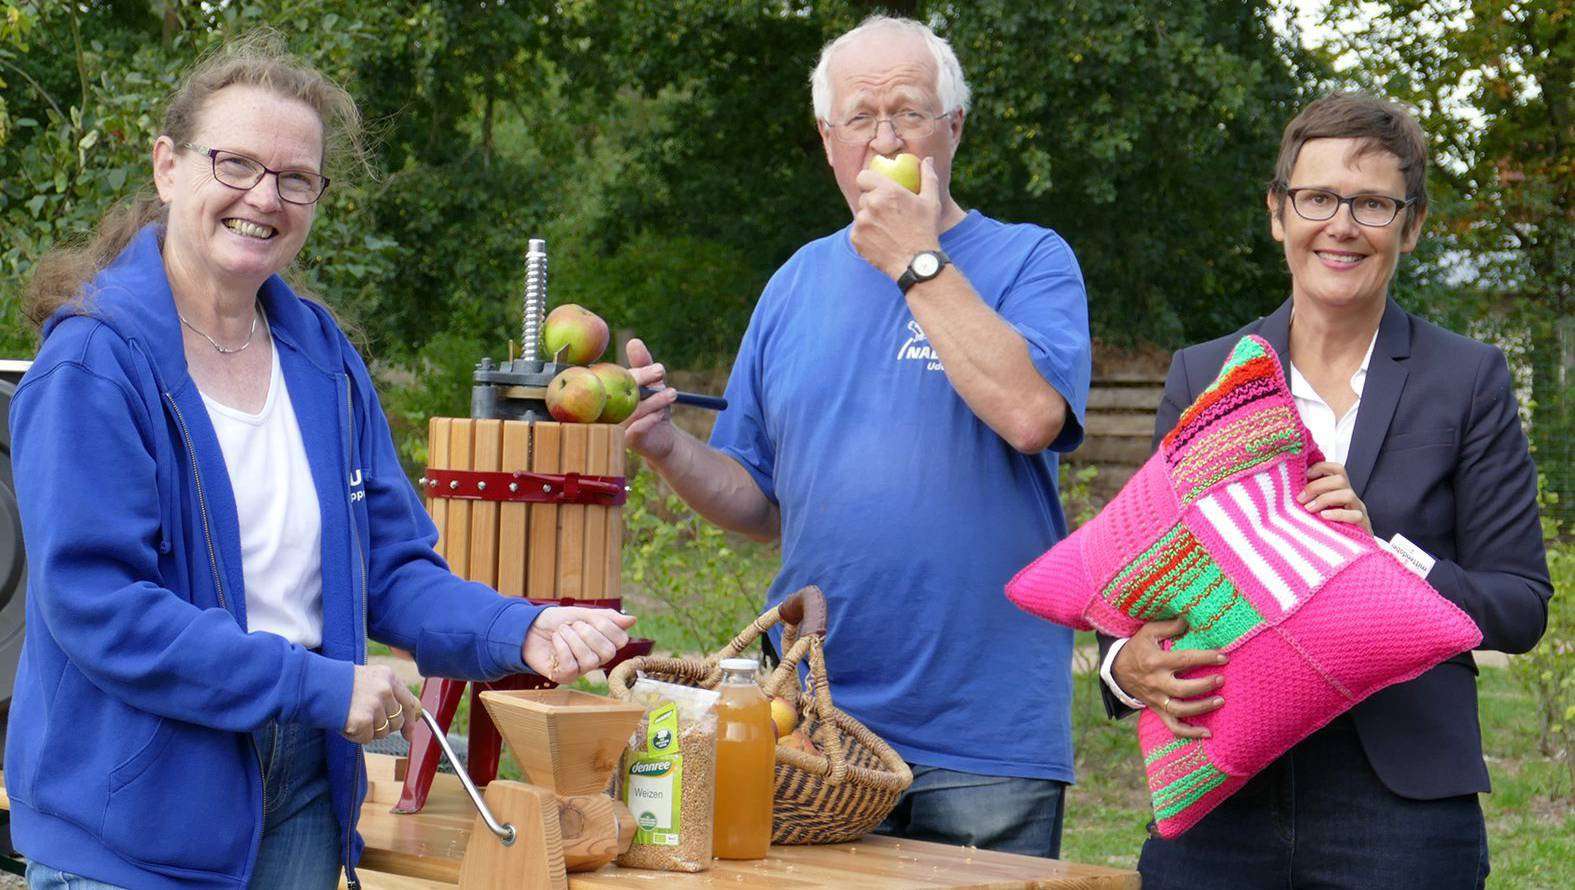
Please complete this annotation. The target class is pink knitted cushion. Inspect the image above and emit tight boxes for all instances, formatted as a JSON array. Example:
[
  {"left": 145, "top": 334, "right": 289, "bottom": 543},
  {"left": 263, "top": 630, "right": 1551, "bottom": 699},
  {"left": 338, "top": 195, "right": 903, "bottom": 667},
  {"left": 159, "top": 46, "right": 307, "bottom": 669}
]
[{"left": 1007, "top": 335, "right": 1481, "bottom": 837}]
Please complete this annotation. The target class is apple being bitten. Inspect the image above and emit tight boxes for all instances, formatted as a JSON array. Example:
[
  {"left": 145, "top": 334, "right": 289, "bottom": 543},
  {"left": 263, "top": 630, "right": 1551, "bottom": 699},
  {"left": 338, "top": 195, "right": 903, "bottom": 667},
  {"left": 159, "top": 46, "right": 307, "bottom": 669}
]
[
  {"left": 868, "top": 152, "right": 921, "bottom": 193},
  {"left": 546, "top": 367, "right": 607, "bottom": 423},
  {"left": 542, "top": 304, "right": 610, "bottom": 365}
]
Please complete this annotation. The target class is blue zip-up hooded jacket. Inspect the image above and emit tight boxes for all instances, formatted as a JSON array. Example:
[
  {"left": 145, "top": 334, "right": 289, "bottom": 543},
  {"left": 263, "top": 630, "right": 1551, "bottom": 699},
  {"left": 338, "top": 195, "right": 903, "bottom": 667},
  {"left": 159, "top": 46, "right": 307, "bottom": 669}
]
[{"left": 6, "top": 225, "right": 543, "bottom": 888}]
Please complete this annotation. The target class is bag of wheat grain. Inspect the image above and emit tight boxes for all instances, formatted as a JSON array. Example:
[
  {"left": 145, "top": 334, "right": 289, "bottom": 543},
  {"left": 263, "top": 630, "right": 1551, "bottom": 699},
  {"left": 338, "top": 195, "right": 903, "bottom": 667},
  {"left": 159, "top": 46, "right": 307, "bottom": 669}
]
[{"left": 616, "top": 678, "right": 720, "bottom": 872}]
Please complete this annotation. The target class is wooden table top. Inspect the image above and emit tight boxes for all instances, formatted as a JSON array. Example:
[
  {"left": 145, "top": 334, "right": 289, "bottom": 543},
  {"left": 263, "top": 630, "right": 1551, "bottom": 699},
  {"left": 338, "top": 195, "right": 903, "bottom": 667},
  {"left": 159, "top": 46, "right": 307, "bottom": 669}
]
[
  {"left": 357, "top": 758, "right": 1138, "bottom": 889},
  {"left": 0, "top": 764, "right": 1139, "bottom": 889}
]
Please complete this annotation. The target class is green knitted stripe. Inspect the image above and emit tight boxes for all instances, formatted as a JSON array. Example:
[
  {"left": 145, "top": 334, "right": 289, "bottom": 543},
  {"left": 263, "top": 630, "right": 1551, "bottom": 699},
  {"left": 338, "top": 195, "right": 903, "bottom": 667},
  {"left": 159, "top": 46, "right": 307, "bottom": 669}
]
[
  {"left": 1177, "top": 429, "right": 1302, "bottom": 503},
  {"left": 1143, "top": 738, "right": 1190, "bottom": 766},
  {"left": 1127, "top": 538, "right": 1208, "bottom": 618},
  {"left": 1136, "top": 546, "right": 1221, "bottom": 619},
  {"left": 1153, "top": 764, "right": 1230, "bottom": 820},
  {"left": 1170, "top": 566, "right": 1263, "bottom": 651},
  {"left": 1151, "top": 758, "right": 1217, "bottom": 806},
  {"left": 1102, "top": 525, "right": 1217, "bottom": 621},
  {"left": 1101, "top": 527, "right": 1265, "bottom": 654},
  {"left": 1104, "top": 525, "right": 1187, "bottom": 600},
  {"left": 1198, "top": 337, "right": 1269, "bottom": 399}
]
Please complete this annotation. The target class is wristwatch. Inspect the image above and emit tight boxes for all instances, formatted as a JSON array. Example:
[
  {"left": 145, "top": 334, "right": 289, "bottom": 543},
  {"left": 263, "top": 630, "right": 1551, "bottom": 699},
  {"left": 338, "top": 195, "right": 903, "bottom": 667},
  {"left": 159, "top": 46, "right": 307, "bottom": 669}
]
[{"left": 897, "top": 249, "right": 951, "bottom": 295}]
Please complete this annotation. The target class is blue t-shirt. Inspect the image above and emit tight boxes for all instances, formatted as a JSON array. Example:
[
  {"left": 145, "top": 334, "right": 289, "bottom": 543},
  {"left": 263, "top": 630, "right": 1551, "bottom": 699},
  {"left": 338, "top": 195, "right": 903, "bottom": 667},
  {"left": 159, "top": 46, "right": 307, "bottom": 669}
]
[{"left": 710, "top": 210, "right": 1091, "bottom": 781}]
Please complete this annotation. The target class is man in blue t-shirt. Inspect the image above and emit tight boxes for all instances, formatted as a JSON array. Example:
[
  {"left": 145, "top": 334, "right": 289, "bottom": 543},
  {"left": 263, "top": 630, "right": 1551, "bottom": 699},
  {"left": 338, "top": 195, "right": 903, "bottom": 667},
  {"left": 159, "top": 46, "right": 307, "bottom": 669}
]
[{"left": 624, "top": 14, "right": 1091, "bottom": 859}]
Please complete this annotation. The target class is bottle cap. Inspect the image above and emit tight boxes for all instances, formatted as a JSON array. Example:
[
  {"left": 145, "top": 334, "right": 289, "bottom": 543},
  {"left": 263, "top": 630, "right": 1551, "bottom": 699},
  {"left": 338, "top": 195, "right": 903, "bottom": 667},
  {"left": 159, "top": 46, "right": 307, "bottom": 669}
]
[{"left": 719, "top": 658, "right": 759, "bottom": 672}]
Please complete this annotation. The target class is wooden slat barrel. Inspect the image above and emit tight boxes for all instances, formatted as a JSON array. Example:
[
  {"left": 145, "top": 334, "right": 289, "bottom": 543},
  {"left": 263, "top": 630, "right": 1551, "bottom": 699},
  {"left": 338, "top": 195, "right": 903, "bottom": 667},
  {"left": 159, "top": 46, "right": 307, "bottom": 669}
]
[{"left": 424, "top": 418, "right": 625, "bottom": 598}]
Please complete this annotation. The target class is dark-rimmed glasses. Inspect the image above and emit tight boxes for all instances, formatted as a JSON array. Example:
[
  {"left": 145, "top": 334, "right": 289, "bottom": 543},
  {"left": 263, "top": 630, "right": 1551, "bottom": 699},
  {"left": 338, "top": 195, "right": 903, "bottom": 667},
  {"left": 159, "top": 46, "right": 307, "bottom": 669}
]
[
  {"left": 826, "top": 110, "right": 951, "bottom": 145},
  {"left": 1283, "top": 186, "right": 1412, "bottom": 228},
  {"left": 183, "top": 143, "right": 330, "bottom": 205}
]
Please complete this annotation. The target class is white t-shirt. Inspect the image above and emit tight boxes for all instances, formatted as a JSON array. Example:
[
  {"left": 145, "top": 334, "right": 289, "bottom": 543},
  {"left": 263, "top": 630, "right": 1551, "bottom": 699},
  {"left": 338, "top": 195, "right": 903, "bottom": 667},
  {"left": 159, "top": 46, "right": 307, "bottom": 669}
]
[{"left": 201, "top": 339, "right": 325, "bottom": 648}]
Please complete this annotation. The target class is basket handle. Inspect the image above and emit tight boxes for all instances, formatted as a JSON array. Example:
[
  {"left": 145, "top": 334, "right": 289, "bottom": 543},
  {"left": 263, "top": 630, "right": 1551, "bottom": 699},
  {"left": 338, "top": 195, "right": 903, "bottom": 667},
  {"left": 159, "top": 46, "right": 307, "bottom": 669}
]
[
  {"left": 769, "top": 633, "right": 848, "bottom": 785},
  {"left": 777, "top": 586, "right": 827, "bottom": 637},
  {"left": 715, "top": 585, "right": 825, "bottom": 663}
]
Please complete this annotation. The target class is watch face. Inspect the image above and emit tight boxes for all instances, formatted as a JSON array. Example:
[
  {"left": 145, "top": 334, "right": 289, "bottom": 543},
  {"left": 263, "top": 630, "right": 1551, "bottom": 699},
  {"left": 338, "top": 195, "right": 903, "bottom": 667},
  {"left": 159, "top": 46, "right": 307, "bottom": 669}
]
[{"left": 912, "top": 253, "right": 941, "bottom": 277}]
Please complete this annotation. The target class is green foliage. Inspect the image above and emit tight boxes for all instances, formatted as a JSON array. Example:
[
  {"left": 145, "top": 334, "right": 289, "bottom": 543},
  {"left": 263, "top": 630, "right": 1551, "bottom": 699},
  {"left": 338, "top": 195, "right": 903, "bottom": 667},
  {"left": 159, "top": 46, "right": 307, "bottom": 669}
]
[
  {"left": 1475, "top": 661, "right": 1575, "bottom": 888},
  {"left": 374, "top": 329, "right": 489, "bottom": 472},
  {"left": 556, "top": 231, "right": 765, "bottom": 369},
  {"left": 1510, "top": 543, "right": 1575, "bottom": 800},
  {"left": 620, "top": 462, "right": 779, "bottom": 655},
  {"left": 0, "top": 2, "right": 402, "bottom": 346},
  {"left": 0, "top": 1, "right": 1318, "bottom": 469},
  {"left": 1313, "top": 0, "right": 1574, "bottom": 532},
  {"left": 940, "top": 1, "right": 1319, "bottom": 346},
  {"left": 1059, "top": 461, "right": 1102, "bottom": 529}
]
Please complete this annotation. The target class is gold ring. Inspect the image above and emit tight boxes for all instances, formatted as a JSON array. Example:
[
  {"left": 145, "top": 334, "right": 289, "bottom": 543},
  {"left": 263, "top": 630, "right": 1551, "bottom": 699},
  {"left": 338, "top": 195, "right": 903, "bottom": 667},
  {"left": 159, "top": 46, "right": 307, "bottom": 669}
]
[
  {"left": 1161, "top": 696, "right": 1171, "bottom": 713},
  {"left": 387, "top": 704, "right": 403, "bottom": 721},
  {"left": 374, "top": 718, "right": 390, "bottom": 734}
]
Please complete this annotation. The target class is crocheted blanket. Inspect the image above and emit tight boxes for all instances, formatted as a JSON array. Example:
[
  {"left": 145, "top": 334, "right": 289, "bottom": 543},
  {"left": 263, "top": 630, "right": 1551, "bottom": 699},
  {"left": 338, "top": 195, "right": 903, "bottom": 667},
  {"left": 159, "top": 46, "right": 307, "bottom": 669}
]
[{"left": 1007, "top": 335, "right": 1480, "bottom": 837}]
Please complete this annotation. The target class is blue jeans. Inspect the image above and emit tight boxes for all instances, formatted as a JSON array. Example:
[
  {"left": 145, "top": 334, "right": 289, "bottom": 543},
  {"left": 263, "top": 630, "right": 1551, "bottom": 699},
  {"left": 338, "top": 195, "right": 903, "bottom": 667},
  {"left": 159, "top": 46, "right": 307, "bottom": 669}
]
[
  {"left": 248, "top": 721, "right": 341, "bottom": 889},
  {"left": 26, "top": 722, "right": 340, "bottom": 890},
  {"left": 875, "top": 763, "right": 1067, "bottom": 858},
  {"left": 24, "top": 862, "right": 123, "bottom": 890},
  {"left": 1138, "top": 716, "right": 1490, "bottom": 889}
]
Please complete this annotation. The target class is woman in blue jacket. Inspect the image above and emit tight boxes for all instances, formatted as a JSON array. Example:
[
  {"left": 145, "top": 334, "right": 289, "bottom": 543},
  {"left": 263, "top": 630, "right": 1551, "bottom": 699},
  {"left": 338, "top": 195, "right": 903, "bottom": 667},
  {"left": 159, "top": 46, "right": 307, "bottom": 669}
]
[{"left": 9, "top": 33, "right": 636, "bottom": 889}]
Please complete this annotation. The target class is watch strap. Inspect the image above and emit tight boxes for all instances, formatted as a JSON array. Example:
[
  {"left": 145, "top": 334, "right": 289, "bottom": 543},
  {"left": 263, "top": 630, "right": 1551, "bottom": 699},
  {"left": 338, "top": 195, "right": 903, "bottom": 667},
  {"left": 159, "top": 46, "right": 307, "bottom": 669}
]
[{"left": 897, "top": 249, "right": 951, "bottom": 295}]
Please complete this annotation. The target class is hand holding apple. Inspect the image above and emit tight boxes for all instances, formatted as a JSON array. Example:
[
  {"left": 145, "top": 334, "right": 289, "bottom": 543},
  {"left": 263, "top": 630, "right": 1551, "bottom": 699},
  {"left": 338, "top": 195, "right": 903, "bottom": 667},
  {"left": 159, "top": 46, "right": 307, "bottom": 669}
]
[
  {"left": 621, "top": 338, "right": 680, "bottom": 460},
  {"left": 851, "top": 155, "right": 944, "bottom": 281},
  {"left": 868, "top": 152, "right": 921, "bottom": 193}
]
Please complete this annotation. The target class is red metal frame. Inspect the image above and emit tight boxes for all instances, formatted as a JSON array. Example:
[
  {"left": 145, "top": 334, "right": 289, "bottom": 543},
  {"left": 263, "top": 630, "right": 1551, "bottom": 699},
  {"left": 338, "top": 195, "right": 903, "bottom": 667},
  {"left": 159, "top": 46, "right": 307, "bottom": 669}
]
[{"left": 420, "top": 468, "right": 627, "bottom": 506}]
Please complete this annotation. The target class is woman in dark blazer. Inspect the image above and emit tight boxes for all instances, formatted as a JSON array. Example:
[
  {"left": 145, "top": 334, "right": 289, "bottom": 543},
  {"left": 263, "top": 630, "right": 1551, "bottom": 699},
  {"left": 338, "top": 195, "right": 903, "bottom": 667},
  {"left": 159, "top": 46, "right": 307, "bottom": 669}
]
[{"left": 1100, "top": 93, "right": 1552, "bottom": 888}]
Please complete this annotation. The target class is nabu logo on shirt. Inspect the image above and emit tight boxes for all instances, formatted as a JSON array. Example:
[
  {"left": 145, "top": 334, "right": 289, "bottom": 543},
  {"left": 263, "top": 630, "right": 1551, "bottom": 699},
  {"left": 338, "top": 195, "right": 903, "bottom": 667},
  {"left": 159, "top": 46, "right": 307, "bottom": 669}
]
[
  {"left": 896, "top": 320, "right": 944, "bottom": 372},
  {"left": 349, "top": 468, "right": 365, "bottom": 502}
]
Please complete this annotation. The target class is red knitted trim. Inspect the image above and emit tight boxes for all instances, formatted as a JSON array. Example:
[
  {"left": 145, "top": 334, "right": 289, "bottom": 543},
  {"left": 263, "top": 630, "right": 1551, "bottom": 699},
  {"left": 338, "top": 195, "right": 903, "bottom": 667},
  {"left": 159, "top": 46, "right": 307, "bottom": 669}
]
[
  {"left": 1116, "top": 533, "right": 1202, "bottom": 614},
  {"left": 1164, "top": 355, "right": 1280, "bottom": 450}
]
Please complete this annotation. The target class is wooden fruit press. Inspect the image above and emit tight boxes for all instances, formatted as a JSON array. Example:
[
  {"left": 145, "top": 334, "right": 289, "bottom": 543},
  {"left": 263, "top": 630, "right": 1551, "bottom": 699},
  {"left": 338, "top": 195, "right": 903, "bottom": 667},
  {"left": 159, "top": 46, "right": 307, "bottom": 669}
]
[{"left": 395, "top": 238, "right": 653, "bottom": 814}]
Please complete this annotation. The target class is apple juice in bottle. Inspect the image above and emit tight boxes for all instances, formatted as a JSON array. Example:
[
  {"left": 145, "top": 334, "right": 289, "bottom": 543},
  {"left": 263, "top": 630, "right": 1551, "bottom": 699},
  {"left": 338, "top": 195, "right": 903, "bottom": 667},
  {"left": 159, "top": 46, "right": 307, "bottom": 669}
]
[{"left": 712, "top": 657, "right": 774, "bottom": 859}]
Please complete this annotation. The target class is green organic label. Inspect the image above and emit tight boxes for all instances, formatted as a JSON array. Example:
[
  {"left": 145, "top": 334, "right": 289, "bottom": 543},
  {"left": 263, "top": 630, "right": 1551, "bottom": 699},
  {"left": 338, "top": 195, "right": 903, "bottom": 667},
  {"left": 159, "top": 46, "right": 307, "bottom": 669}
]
[
  {"left": 646, "top": 702, "right": 678, "bottom": 751},
  {"left": 624, "top": 699, "right": 685, "bottom": 846}
]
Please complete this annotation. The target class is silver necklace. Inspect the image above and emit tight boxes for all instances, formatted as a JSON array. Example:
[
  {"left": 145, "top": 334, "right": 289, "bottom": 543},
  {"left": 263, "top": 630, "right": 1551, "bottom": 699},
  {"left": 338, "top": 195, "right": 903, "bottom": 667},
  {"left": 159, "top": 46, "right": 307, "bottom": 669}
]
[{"left": 179, "top": 302, "right": 260, "bottom": 354}]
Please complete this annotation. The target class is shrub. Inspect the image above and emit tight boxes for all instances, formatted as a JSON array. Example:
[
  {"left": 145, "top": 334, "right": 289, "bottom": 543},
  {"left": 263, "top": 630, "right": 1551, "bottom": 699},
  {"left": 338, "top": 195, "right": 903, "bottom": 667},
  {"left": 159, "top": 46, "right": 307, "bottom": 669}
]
[{"left": 620, "top": 462, "right": 779, "bottom": 654}]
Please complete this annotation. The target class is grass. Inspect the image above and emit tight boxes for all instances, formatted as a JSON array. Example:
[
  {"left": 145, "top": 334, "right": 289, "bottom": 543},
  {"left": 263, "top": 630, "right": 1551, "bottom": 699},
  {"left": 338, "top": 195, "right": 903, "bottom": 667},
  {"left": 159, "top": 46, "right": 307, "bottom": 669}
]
[
  {"left": 1059, "top": 631, "right": 1575, "bottom": 887},
  {"left": 1476, "top": 665, "right": 1575, "bottom": 889}
]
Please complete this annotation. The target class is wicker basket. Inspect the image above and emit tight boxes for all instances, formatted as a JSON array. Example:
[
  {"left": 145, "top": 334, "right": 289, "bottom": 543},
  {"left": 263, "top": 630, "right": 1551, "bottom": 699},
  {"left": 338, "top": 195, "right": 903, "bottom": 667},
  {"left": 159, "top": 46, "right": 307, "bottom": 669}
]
[{"left": 607, "top": 586, "right": 912, "bottom": 845}]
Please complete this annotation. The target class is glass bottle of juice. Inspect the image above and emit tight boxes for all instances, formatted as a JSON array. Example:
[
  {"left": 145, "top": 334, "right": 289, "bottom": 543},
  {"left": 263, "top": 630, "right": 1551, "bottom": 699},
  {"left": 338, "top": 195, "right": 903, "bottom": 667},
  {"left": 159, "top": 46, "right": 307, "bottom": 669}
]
[{"left": 712, "top": 657, "right": 774, "bottom": 859}]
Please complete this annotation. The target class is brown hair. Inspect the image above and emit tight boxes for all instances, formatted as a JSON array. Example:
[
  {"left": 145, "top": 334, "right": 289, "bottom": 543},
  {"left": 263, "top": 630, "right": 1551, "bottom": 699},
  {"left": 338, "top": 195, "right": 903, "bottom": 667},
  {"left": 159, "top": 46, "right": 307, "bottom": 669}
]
[
  {"left": 23, "top": 29, "right": 368, "bottom": 328},
  {"left": 1269, "top": 91, "right": 1429, "bottom": 237}
]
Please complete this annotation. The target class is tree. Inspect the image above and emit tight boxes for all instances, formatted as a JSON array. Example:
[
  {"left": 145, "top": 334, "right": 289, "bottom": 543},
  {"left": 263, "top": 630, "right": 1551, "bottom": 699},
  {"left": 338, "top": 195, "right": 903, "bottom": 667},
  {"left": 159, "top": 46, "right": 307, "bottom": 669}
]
[
  {"left": 1315, "top": 0, "right": 1573, "bottom": 530},
  {"left": 535, "top": 0, "right": 1316, "bottom": 347},
  {"left": 1, "top": 0, "right": 1316, "bottom": 466},
  {"left": 938, "top": 1, "right": 1318, "bottom": 345}
]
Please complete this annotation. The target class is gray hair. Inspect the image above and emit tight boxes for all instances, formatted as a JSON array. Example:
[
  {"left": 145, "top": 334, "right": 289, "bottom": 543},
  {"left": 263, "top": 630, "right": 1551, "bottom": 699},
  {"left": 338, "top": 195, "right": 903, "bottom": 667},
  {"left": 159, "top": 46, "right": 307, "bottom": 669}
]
[{"left": 809, "top": 15, "right": 971, "bottom": 121}]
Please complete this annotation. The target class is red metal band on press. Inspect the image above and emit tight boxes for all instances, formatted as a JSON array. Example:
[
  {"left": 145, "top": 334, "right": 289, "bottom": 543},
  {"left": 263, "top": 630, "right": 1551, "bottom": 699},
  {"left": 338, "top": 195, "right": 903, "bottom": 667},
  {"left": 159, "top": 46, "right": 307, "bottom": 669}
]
[{"left": 420, "top": 469, "right": 628, "bottom": 506}]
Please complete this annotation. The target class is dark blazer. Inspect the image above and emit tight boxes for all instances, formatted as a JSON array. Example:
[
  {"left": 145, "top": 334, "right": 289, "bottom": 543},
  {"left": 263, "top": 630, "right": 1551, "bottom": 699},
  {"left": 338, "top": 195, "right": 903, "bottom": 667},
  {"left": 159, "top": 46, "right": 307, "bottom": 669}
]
[{"left": 1099, "top": 297, "right": 1552, "bottom": 799}]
